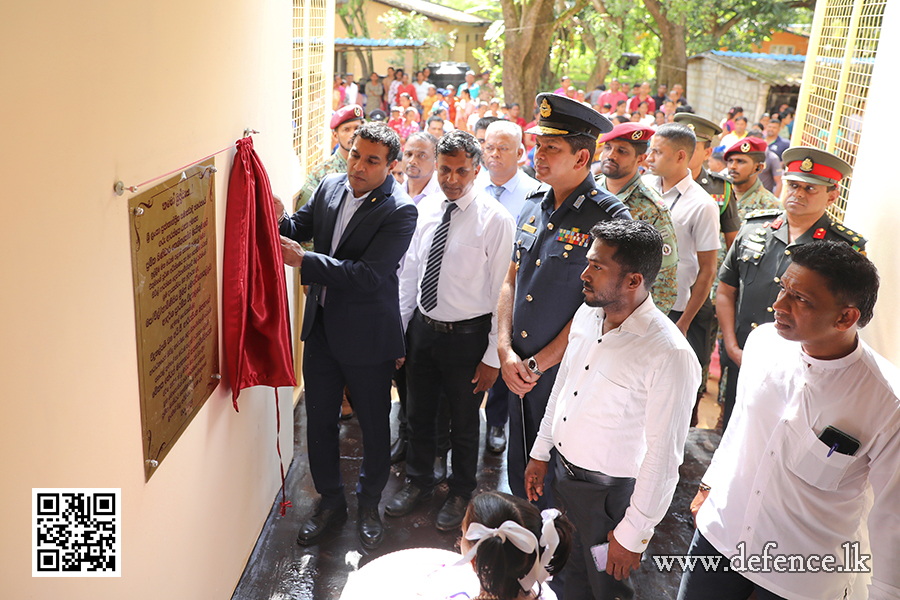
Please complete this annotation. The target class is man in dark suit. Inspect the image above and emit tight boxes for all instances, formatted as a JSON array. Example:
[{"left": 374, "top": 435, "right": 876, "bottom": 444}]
[{"left": 275, "top": 123, "right": 417, "bottom": 550}]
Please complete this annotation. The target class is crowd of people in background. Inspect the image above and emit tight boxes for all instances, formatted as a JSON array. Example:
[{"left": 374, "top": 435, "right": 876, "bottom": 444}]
[{"left": 284, "top": 65, "right": 898, "bottom": 600}]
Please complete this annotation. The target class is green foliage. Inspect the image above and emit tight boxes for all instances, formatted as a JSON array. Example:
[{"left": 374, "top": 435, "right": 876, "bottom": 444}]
[
  {"left": 377, "top": 9, "right": 455, "bottom": 69},
  {"left": 472, "top": 20, "right": 504, "bottom": 87}
]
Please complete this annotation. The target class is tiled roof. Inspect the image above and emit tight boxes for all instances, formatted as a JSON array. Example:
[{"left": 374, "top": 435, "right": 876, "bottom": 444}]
[{"left": 372, "top": 0, "right": 491, "bottom": 26}]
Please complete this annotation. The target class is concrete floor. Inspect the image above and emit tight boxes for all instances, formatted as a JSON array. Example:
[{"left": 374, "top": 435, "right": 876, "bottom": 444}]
[{"left": 231, "top": 387, "right": 723, "bottom": 600}]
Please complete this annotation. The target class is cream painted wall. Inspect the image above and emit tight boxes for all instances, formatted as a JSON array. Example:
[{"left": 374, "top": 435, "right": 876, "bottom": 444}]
[
  {"left": 1, "top": 1, "right": 298, "bottom": 598},
  {"left": 843, "top": 0, "right": 900, "bottom": 365}
]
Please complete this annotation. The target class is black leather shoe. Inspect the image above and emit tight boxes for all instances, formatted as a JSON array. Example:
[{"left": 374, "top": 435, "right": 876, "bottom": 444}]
[
  {"left": 385, "top": 482, "right": 433, "bottom": 517},
  {"left": 487, "top": 426, "right": 506, "bottom": 454},
  {"left": 433, "top": 455, "right": 448, "bottom": 485},
  {"left": 436, "top": 494, "right": 469, "bottom": 532},
  {"left": 296, "top": 504, "right": 348, "bottom": 546},
  {"left": 357, "top": 505, "right": 384, "bottom": 550},
  {"left": 390, "top": 437, "right": 407, "bottom": 464}
]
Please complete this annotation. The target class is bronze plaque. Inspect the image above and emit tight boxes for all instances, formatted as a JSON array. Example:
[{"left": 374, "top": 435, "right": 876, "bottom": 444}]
[{"left": 129, "top": 159, "right": 220, "bottom": 480}]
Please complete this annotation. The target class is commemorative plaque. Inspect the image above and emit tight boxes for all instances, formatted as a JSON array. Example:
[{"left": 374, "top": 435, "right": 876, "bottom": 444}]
[{"left": 128, "top": 159, "right": 220, "bottom": 480}]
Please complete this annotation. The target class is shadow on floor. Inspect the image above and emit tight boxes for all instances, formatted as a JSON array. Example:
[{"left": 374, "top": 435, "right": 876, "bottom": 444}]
[{"left": 232, "top": 397, "right": 721, "bottom": 600}]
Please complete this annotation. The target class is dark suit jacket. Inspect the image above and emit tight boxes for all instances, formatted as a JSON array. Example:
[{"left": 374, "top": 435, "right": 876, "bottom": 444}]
[{"left": 280, "top": 173, "right": 417, "bottom": 365}]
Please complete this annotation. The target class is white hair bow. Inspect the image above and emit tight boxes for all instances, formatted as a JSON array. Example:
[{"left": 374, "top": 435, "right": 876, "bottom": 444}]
[{"left": 454, "top": 509, "right": 561, "bottom": 593}]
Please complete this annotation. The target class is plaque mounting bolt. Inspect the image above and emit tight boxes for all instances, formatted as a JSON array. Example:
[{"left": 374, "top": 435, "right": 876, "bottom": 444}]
[
  {"left": 146, "top": 459, "right": 159, "bottom": 468},
  {"left": 133, "top": 207, "right": 144, "bottom": 216},
  {"left": 211, "top": 373, "right": 222, "bottom": 380}
]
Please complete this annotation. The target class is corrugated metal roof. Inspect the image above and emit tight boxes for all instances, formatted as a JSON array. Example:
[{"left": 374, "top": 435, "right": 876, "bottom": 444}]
[
  {"left": 371, "top": 0, "right": 491, "bottom": 26},
  {"left": 334, "top": 37, "right": 427, "bottom": 48},
  {"left": 690, "top": 51, "right": 806, "bottom": 86}
]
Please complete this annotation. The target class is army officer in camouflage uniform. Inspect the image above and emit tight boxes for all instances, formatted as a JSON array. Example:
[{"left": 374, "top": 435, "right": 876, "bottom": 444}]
[
  {"left": 716, "top": 147, "right": 866, "bottom": 430},
  {"left": 498, "top": 93, "right": 631, "bottom": 508},
  {"left": 293, "top": 105, "right": 365, "bottom": 211},
  {"left": 595, "top": 122, "right": 679, "bottom": 314}
]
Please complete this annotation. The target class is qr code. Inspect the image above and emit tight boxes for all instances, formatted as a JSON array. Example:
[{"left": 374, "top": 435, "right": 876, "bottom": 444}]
[{"left": 32, "top": 488, "right": 121, "bottom": 577}]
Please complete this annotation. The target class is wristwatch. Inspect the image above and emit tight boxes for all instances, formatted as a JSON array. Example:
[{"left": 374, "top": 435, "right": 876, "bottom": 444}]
[
  {"left": 526, "top": 356, "right": 543, "bottom": 376},
  {"left": 278, "top": 209, "right": 289, "bottom": 224},
  {"left": 698, "top": 482, "right": 711, "bottom": 492}
]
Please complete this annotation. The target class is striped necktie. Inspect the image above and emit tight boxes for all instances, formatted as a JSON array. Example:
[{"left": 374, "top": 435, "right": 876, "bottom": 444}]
[
  {"left": 420, "top": 202, "right": 457, "bottom": 312},
  {"left": 489, "top": 184, "right": 505, "bottom": 201}
]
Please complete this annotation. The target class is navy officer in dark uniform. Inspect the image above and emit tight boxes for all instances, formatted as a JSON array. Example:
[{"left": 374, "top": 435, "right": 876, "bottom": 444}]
[
  {"left": 716, "top": 146, "right": 866, "bottom": 430},
  {"left": 497, "top": 93, "right": 631, "bottom": 508}
]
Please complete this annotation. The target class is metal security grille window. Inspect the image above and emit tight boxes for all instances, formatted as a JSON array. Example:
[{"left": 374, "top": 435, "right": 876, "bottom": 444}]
[
  {"left": 794, "top": 0, "right": 887, "bottom": 223},
  {"left": 293, "top": 0, "right": 328, "bottom": 174}
]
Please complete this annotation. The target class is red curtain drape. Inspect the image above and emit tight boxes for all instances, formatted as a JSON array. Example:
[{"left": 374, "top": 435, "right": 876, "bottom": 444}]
[{"left": 222, "top": 136, "right": 297, "bottom": 411}]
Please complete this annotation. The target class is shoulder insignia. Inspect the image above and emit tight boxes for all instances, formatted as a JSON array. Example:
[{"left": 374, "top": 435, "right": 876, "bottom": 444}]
[
  {"left": 813, "top": 227, "right": 826, "bottom": 239},
  {"left": 745, "top": 208, "right": 782, "bottom": 220},
  {"left": 829, "top": 222, "right": 867, "bottom": 249},
  {"left": 526, "top": 183, "right": 551, "bottom": 199}
]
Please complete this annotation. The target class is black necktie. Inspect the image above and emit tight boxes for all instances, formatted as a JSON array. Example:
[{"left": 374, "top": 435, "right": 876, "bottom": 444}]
[{"left": 420, "top": 202, "right": 457, "bottom": 312}]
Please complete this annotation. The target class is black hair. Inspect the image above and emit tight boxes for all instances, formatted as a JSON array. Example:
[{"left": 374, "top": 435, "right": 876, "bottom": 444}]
[
  {"left": 630, "top": 140, "right": 649, "bottom": 155},
  {"left": 675, "top": 104, "right": 694, "bottom": 114},
  {"left": 475, "top": 116, "right": 501, "bottom": 133},
  {"left": 789, "top": 240, "right": 878, "bottom": 328},
  {"left": 653, "top": 123, "right": 697, "bottom": 158},
  {"left": 464, "top": 492, "right": 573, "bottom": 600},
  {"left": 769, "top": 115, "right": 782, "bottom": 124},
  {"left": 405, "top": 131, "right": 438, "bottom": 150},
  {"left": 511, "top": 103, "right": 521, "bottom": 109},
  {"left": 350, "top": 122, "right": 402, "bottom": 163},
  {"left": 614, "top": 115, "right": 631, "bottom": 125},
  {"left": 616, "top": 99, "right": 627, "bottom": 107},
  {"left": 426, "top": 115, "right": 444, "bottom": 126},
  {"left": 559, "top": 133, "right": 597, "bottom": 160},
  {"left": 589, "top": 220, "right": 663, "bottom": 291},
  {"left": 735, "top": 116, "right": 748, "bottom": 124},
  {"left": 436, "top": 129, "right": 483, "bottom": 168}
]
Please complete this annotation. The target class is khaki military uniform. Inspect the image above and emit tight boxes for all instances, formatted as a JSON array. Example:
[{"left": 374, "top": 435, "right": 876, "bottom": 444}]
[
  {"left": 294, "top": 151, "right": 348, "bottom": 211},
  {"left": 596, "top": 171, "right": 679, "bottom": 314}
]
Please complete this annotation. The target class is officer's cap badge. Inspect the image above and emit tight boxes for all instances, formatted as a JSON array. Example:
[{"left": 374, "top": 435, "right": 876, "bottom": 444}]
[
  {"left": 631, "top": 130, "right": 642, "bottom": 141},
  {"left": 741, "top": 141, "right": 751, "bottom": 153},
  {"left": 800, "top": 158, "right": 814, "bottom": 172},
  {"left": 540, "top": 98, "right": 552, "bottom": 118}
]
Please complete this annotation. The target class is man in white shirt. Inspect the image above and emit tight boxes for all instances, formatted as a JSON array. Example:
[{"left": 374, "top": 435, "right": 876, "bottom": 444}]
[
  {"left": 412, "top": 70, "right": 430, "bottom": 105},
  {"left": 390, "top": 131, "right": 443, "bottom": 465},
  {"left": 644, "top": 123, "right": 720, "bottom": 378},
  {"left": 401, "top": 132, "right": 441, "bottom": 205},
  {"left": 525, "top": 219, "right": 700, "bottom": 599},
  {"left": 344, "top": 73, "right": 359, "bottom": 107},
  {"left": 682, "top": 241, "right": 900, "bottom": 600},
  {"left": 477, "top": 120, "right": 539, "bottom": 454},
  {"left": 387, "top": 130, "right": 515, "bottom": 531}
]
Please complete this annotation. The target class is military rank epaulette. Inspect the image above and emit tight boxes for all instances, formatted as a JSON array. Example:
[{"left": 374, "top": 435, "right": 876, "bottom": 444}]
[
  {"left": 745, "top": 208, "right": 782, "bottom": 220},
  {"left": 525, "top": 183, "right": 551, "bottom": 200},
  {"left": 829, "top": 222, "right": 867, "bottom": 252},
  {"left": 706, "top": 170, "right": 733, "bottom": 184}
]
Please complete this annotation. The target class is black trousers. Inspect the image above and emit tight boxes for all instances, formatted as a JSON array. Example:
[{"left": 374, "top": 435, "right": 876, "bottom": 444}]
[
  {"left": 507, "top": 367, "right": 559, "bottom": 510},
  {"left": 405, "top": 311, "right": 490, "bottom": 498},
  {"left": 677, "top": 530, "right": 787, "bottom": 600},
  {"left": 553, "top": 459, "right": 636, "bottom": 600},
  {"left": 395, "top": 364, "right": 451, "bottom": 455},
  {"left": 485, "top": 376, "right": 510, "bottom": 429},
  {"left": 669, "top": 296, "right": 715, "bottom": 374},
  {"left": 303, "top": 310, "right": 396, "bottom": 510},
  {"left": 719, "top": 351, "right": 740, "bottom": 432}
]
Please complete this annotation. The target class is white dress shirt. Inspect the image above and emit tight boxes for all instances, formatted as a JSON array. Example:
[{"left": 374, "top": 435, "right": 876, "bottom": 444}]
[
  {"left": 699, "top": 324, "right": 900, "bottom": 600},
  {"left": 398, "top": 187, "right": 515, "bottom": 368},
  {"left": 644, "top": 173, "right": 720, "bottom": 312},
  {"left": 319, "top": 183, "right": 373, "bottom": 305},
  {"left": 403, "top": 171, "right": 441, "bottom": 205},
  {"left": 477, "top": 168, "right": 540, "bottom": 221},
  {"left": 530, "top": 295, "right": 701, "bottom": 553}
]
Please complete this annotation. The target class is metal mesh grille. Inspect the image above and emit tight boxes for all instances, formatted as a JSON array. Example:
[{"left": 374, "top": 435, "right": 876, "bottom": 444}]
[
  {"left": 293, "top": 0, "right": 328, "bottom": 177},
  {"left": 796, "top": 0, "right": 885, "bottom": 222}
]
